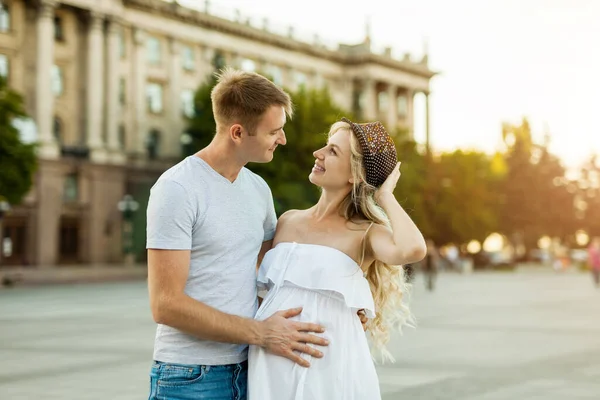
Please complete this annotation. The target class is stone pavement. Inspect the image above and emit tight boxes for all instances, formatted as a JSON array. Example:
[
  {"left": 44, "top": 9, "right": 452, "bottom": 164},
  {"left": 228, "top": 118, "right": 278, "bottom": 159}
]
[{"left": 1, "top": 269, "right": 599, "bottom": 399}]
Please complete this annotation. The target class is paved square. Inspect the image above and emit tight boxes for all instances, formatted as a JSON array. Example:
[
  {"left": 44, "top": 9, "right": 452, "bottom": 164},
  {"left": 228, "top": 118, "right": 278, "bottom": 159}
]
[{"left": 1, "top": 269, "right": 599, "bottom": 399}]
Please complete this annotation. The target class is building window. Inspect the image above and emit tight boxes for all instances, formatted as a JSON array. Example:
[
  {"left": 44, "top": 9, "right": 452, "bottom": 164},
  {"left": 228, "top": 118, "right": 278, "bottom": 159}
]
[
  {"left": 63, "top": 174, "right": 78, "bottom": 203},
  {"left": 0, "top": 54, "right": 8, "bottom": 79},
  {"left": 378, "top": 91, "right": 389, "bottom": 114},
  {"left": 147, "top": 37, "right": 161, "bottom": 65},
  {"left": 352, "top": 89, "right": 362, "bottom": 116},
  {"left": 0, "top": 4, "right": 10, "bottom": 33},
  {"left": 54, "top": 16, "right": 64, "bottom": 42},
  {"left": 118, "top": 30, "right": 126, "bottom": 59},
  {"left": 266, "top": 65, "right": 283, "bottom": 86},
  {"left": 181, "top": 89, "right": 195, "bottom": 118},
  {"left": 146, "top": 83, "right": 163, "bottom": 113},
  {"left": 146, "top": 129, "right": 161, "bottom": 160},
  {"left": 357, "top": 92, "right": 366, "bottom": 113},
  {"left": 182, "top": 46, "right": 195, "bottom": 71},
  {"left": 119, "top": 78, "right": 126, "bottom": 105},
  {"left": 240, "top": 59, "right": 256, "bottom": 72},
  {"left": 397, "top": 95, "right": 408, "bottom": 117},
  {"left": 212, "top": 50, "right": 226, "bottom": 70},
  {"left": 53, "top": 116, "right": 62, "bottom": 143},
  {"left": 314, "top": 74, "right": 325, "bottom": 88},
  {"left": 51, "top": 65, "right": 64, "bottom": 96},
  {"left": 294, "top": 71, "right": 307, "bottom": 87},
  {"left": 118, "top": 125, "right": 126, "bottom": 148}
]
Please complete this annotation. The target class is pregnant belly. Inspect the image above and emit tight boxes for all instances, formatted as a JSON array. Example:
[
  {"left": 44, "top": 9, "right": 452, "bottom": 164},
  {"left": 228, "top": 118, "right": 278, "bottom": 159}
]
[{"left": 256, "top": 284, "right": 364, "bottom": 336}]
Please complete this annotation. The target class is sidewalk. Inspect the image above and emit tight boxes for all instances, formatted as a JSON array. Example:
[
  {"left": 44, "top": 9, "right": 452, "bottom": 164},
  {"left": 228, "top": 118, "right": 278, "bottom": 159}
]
[{"left": 0, "top": 264, "right": 148, "bottom": 288}]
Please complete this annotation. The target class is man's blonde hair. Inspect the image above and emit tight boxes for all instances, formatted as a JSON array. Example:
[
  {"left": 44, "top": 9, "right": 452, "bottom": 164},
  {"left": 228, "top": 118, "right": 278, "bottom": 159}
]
[{"left": 211, "top": 68, "right": 293, "bottom": 135}]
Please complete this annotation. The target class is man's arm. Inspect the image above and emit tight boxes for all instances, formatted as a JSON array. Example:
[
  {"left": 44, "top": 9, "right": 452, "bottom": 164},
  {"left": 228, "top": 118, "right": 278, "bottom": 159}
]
[
  {"left": 148, "top": 248, "right": 262, "bottom": 344},
  {"left": 148, "top": 248, "right": 328, "bottom": 367}
]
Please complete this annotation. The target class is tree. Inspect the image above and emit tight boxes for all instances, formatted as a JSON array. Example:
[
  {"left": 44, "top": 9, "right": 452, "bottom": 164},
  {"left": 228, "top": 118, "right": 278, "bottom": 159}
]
[
  {"left": 411, "top": 149, "right": 501, "bottom": 246},
  {"left": 498, "top": 118, "right": 576, "bottom": 252},
  {"left": 0, "top": 77, "right": 37, "bottom": 205},
  {"left": 183, "top": 74, "right": 217, "bottom": 154},
  {"left": 393, "top": 139, "right": 430, "bottom": 236},
  {"left": 576, "top": 155, "right": 600, "bottom": 238}
]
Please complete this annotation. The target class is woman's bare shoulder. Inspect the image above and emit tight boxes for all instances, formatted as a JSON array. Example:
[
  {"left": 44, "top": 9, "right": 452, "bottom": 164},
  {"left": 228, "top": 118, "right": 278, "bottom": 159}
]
[{"left": 278, "top": 209, "right": 301, "bottom": 222}]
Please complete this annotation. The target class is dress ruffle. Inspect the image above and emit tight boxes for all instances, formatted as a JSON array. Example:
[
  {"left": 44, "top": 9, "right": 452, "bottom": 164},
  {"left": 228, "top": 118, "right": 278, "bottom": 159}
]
[{"left": 257, "top": 242, "right": 376, "bottom": 318}]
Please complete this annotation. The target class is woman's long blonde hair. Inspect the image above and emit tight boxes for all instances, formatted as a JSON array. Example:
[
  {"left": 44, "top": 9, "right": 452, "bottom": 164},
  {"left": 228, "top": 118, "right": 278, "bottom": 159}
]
[{"left": 329, "top": 121, "right": 414, "bottom": 363}]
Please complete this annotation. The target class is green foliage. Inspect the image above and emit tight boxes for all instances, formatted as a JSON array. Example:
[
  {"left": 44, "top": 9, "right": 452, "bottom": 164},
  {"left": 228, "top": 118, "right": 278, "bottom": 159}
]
[
  {"left": 184, "top": 74, "right": 218, "bottom": 154},
  {"left": 428, "top": 150, "right": 501, "bottom": 245},
  {"left": 498, "top": 118, "right": 577, "bottom": 250},
  {"left": 575, "top": 155, "right": 600, "bottom": 238},
  {"left": 0, "top": 77, "right": 37, "bottom": 205}
]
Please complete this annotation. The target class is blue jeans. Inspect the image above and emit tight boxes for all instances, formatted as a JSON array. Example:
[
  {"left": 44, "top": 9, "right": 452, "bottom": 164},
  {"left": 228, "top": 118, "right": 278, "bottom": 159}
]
[{"left": 148, "top": 360, "right": 248, "bottom": 400}]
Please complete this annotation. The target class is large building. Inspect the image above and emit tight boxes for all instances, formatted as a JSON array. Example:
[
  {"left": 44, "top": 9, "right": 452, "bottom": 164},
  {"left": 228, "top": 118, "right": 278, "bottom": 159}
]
[{"left": 0, "top": 0, "right": 435, "bottom": 266}]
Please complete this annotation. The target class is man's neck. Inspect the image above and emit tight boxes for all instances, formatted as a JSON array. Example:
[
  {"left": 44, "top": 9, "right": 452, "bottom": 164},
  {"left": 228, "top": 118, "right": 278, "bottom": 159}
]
[{"left": 196, "top": 139, "right": 245, "bottom": 183}]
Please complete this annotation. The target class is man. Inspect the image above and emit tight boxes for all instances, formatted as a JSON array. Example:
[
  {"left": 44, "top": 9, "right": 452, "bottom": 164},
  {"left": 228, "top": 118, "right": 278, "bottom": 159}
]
[
  {"left": 146, "top": 69, "right": 329, "bottom": 399},
  {"left": 422, "top": 239, "right": 439, "bottom": 291}
]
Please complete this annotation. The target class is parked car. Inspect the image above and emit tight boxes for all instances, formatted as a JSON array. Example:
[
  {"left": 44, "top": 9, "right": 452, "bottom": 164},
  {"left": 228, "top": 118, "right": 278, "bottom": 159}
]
[
  {"left": 570, "top": 249, "right": 588, "bottom": 264},
  {"left": 472, "top": 251, "right": 516, "bottom": 270}
]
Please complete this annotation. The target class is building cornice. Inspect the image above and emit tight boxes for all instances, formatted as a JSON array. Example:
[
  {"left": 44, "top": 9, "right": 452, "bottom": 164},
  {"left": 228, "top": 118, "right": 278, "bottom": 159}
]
[{"left": 123, "top": 0, "right": 437, "bottom": 79}]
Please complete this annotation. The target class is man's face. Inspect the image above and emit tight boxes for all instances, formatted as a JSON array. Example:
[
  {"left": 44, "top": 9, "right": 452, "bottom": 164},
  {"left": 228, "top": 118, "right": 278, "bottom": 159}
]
[{"left": 243, "top": 105, "right": 287, "bottom": 163}]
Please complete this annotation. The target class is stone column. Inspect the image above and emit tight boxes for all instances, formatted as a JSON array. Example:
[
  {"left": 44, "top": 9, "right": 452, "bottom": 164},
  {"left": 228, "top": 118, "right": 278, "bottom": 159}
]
[
  {"left": 363, "top": 79, "right": 377, "bottom": 120},
  {"left": 35, "top": 0, "right": 59, "bottom": 159},
  {"left": 87, "top": 166, "right": 126, "bottom": 264},
  {"left": 86, "top": 11, "right": 107, "bottom": 162},
  {"left": 105, "top": 17, "right": 124, "bottom": 164},
  {"left": 132, "top": 28, "right": 147, "bottom": 157},
  {"left": 387, "top": 84, "right": 398, "bottom": 131},
  {"left": 35, "top": 162, "right": 63, "bottom": 266},
  {"left": 405, "top": 89, "right": 415, "bottom": 138},
  {"left": 168, "top": 37, "right": 182, "bottom": 159},
  {"left": 424, "top": 91, "right": 431, "bottom": 154}
]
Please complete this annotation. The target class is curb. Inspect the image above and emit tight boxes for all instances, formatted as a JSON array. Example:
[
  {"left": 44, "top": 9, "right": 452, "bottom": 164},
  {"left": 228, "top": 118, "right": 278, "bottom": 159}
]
[{"left": 0, "top": 266, "right": 148, "bottom": 289}]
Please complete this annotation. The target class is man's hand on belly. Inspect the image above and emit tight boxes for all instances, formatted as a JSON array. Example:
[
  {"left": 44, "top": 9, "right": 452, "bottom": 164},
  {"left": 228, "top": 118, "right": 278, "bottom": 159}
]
[{"left": 258, "top": 307, "right": 329, "bottom": 368}]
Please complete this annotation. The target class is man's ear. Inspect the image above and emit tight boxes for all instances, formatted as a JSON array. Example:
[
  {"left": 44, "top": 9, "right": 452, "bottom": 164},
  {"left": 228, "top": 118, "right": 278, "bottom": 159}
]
[{"left": 229, "top": 124, "right": 243, "bottom": 142}]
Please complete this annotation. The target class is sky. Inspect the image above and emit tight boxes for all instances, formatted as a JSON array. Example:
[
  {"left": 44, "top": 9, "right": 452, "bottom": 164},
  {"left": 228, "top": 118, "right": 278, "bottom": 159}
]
[{"left": 179, "top": 0, "right": 600, "bottom": 168}]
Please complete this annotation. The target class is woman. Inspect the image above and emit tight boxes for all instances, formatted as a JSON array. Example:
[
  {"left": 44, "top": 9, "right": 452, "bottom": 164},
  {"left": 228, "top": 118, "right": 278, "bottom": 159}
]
[{"left": 248, "top": 118, "right": 426, "bottom": 399}]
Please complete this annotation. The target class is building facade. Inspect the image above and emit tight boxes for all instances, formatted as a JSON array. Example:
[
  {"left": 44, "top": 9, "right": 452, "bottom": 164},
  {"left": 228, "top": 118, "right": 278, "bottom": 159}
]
[{"left": 0, "top": 0, "right": 435, "bottom": 266}]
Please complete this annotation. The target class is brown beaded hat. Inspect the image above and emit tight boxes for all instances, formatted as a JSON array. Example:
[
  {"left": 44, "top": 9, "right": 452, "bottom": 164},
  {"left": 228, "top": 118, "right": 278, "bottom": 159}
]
[{"left": 341, "top": 117, "right": 398, "bottom": 187}]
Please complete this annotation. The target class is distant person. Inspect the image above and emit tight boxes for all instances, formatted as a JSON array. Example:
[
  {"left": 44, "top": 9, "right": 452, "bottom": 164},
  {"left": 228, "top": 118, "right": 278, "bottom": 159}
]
[
  {"left": 446, "top": 244, "right": 459, "bottom": 270},
  {"left": 422, "top": 239, "right": 439, "bottom": 291},
  {"left": 588, "top": 237, "right": 600, "bottom": 287}
]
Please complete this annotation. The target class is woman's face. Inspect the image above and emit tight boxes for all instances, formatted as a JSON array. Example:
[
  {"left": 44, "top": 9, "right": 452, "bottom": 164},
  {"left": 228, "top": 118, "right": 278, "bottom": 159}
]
[{"left": 309, "top": 128, "right": 354, "bottom": 189}]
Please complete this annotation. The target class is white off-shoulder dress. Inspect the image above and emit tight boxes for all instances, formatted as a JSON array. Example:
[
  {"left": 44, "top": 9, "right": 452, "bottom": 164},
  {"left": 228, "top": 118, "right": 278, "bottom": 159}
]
[{"left": 248, "top": 242, "right": 381, "bottom": 400}]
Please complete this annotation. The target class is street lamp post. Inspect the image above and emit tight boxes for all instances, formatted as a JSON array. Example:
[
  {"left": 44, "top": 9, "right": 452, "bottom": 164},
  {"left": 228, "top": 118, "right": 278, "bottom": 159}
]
[
  {"left": 0, "top": 200, "right": 11, "bottom": 266},
  {"left": 117, "top": 194, "right": 139, "bottom": 266}
]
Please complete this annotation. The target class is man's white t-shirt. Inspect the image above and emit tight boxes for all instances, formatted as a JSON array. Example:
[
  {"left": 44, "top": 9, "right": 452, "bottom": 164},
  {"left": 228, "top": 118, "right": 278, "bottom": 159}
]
[{"left": 146, "top": 155, "right": 277, "bottom": 365}]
